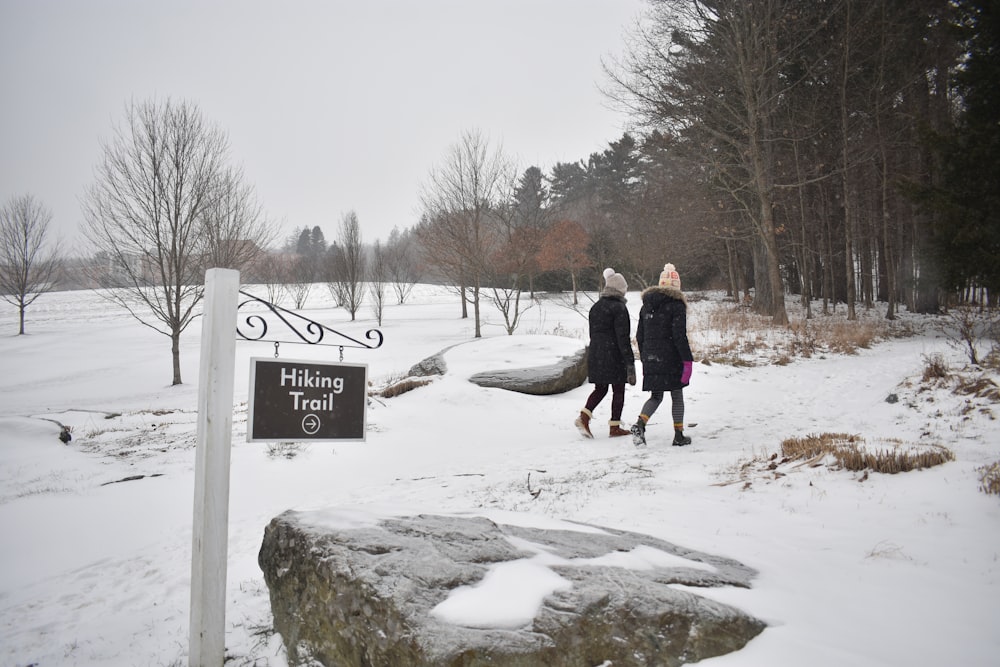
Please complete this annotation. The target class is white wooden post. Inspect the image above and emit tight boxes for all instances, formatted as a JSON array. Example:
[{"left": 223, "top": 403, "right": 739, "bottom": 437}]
[{"left": 189, "top": 268, "right": 240, "bottom": 666}]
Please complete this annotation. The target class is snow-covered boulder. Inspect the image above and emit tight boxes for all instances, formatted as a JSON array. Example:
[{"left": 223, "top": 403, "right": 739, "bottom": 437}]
[
  {"left": 407, "top": 336, "right": 588, "bottom": 395},
  {"left": 467, "top": 346, "right": 587, "bottom": 395},
  {"left": 258, "top": 509, "right": 765, "bottom": 666}
]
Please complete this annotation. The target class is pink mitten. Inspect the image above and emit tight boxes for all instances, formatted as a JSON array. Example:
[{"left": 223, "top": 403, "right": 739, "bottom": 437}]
[{"left": 681, "top": 361, "right": 692, "bottom": 385}]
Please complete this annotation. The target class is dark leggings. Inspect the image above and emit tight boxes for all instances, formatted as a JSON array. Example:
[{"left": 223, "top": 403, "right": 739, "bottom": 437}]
[
  {"left": 585, "top": 383, "right": 626, "bottom": 421},
  {"left": 640, "top": 389, "right": 685, "bottom": 428}
]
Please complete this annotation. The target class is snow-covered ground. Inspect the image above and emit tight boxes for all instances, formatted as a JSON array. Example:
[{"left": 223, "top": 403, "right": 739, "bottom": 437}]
[{"left": 1, "top": 284, "right": 998, "bottom": 666}]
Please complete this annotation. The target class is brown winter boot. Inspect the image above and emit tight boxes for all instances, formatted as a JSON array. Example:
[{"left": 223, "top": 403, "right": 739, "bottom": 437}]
[
  {"left": 609, "top": 421, "right": 630, "bottom": 437},
  {"left": 574, "top": 409, "right": 594, "bottom": 438}
]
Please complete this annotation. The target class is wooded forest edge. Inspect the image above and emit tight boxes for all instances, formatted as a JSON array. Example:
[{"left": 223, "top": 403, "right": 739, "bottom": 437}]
[{"left": 2, "top": 0, "right": 998, "bottom": 365}]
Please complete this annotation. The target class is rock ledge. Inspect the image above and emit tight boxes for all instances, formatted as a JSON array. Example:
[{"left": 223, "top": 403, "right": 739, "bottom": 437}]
[{"left": 259, "top": 510, "right": 765, "bottom": 666}]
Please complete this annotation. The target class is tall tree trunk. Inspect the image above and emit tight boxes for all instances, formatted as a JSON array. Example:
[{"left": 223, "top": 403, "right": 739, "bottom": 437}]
[
  {"left": 725, "top": 239, "right": 738, "bottom": 300},
  {"left": 822, "top": 190, "right": 834, "bottom": 315},
  {"left": 860, "top": 217, "right": 875, "bottom": 309},
  {"left": 879, "top": 147, "right": 897, "bottom": 319},
  {"left": 171, "top": 330, "right": 182, "bottom": 386},
  {"left": 746, "top": 122, "right": 788, "bottom": 323},
  {"left": 840, "top": 0, "right": 858, "bottom": 321},
  {"left": 760, "top": 204, "right": 788, "bottom": 324},
  {"left": 750, "top": 238, "right": 771, "bottom": 315},
  {"left": 473, "top": 281, "right": 482, "bottom": 338},
  {"left": 792, "top": 137, "right": 814, "bottom": 319}
]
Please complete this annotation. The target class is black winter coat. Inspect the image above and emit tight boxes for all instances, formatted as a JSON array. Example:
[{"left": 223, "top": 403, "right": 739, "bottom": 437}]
[
  {"left": 636, "top": 286, "right": 693, "bottom": 392},
  {"left": 586, "top": 292, "right": 634, "bottom": 385}
]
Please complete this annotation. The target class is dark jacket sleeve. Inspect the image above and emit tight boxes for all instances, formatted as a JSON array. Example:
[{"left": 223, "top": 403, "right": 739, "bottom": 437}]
[
  {"left": 672, "top": 305, "right": 693, "bottom": 363},
  {"left": 636, "top": 305, "right": 646, "bottom": 356},
  {"left": 614, "top": 304, "right": 635, "bottom": 366}
]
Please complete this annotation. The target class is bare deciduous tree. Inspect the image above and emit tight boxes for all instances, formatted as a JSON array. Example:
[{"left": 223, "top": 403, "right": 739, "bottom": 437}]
[
  {"left": 418, "top": 129, "right": 513, "bottom": 337},
  {"left": 368, "top": 239, "right": 388, "bottom": 325},
  {"left": 385, "top": 226, "right": 420, "bottom": 304},
  {"left": 284, "top": 258, "right": 314, "bottom": 309},
  {"left": 0, "top": 194, "right": 62, "bottom": 334},
  {"left": 201, "top": 168, "right": 272, "bottom": 271},
  {"left": 254, "top": 251, "right": 292, "bottom": 305},
  {"left": 327, "top": 210, "right": 366, "bottom": 321},
  {"left": 487, "top": 235, "right": 535, "bottom": 334},
  {"left": 487, "top": 186, "right": 539, "bottom": 335},
  {"left": 82, "top": 98, "right": 272, "bottom": 385},
  {"left": 536, "top": 219, "right": 592, "bottom": 305}
]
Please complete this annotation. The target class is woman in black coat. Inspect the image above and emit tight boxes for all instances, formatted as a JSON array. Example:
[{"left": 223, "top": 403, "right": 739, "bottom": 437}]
[
  {"left": 575, "top": 268, "right": 636, "bottom": 438},
  {"left": 630, "top": 263, "right": 694, "bottom": 447}
]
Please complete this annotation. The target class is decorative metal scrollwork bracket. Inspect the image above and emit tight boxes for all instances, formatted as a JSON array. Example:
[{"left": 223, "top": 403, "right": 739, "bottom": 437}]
[{"left": 236, "top": 290, "right": 383, "bottom": 359}]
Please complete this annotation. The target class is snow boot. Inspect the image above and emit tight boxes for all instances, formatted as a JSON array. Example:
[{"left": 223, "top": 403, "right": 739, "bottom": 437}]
[
  {"left": 574, "top": 409, "right": 594, "bottom": 439},
  {"left": 609, "top": 421, "right": 630, "bottom": 438},
  {"left": 672, "top": 429, "right": 692, "bottom": 447},
  {"left": 630, "top": 419, "right": 646, "bottom": 447}
]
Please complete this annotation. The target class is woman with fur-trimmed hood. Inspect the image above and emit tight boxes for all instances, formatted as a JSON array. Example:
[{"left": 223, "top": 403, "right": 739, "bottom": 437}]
[{"left": 630, "top": 263, "right": 694, "bottom": 447}]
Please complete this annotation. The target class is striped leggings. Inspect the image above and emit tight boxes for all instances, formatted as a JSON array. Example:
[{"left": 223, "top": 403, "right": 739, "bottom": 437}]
[{"left": 640, "top": 389, "right": 684, "bottom": 428}]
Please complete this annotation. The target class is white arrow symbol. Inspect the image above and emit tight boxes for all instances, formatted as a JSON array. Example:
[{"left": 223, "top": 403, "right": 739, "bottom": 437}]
[{"left": 302, "top": 414, "right": 321, "bottom": 435}]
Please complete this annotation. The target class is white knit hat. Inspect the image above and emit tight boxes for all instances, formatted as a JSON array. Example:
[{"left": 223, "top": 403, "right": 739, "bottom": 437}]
[
  {"left": 603, "top": 267, "right": 627, "bottom": 294},
  {"left": 659, "top": 263, "right": 681, "bottom": 289}
]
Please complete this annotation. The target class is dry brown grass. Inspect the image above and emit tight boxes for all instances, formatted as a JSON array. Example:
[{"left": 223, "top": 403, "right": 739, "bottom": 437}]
[
  {"left": 979, "top": 461, "right": 1000, "bottom": 496},
  {"left": 955, "top": 376, "right": 1000, "bottom": 401},
  {"left": 703, "top": 304, "right": 759, "bottom": 332},
  {"left": 780, "top": 432, "right": 954, "bottom": 474},
  {"left": 781, "top": 432, "right": 860, "bottom": 459},
  {"left": 690, "top": 299, "right": 894, "bottom": 367},
  {"left": 825, "top": 320, "right": 881, "bottom": 354},
  {"left": 375, "top": 377, "right": 435, "bottom": 398}
]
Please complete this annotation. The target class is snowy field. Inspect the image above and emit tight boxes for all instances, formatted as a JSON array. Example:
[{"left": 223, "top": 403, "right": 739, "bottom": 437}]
[{"left": 1, "top": 283, "right": 998, "bottom": 666}]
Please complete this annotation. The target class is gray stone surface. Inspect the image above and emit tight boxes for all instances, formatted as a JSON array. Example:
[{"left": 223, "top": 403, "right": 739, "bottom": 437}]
[
  {"left": 407, "top": 342, "right": 588, "bottom": 395},
  {"left": 407, "top": 349, "right": 451, "bottom": 377},
  {"left": 259, "top": 511, "right": 766, "bottom": 666},
  {"left": 468, "top": 347, "right": 588, "bottom": 395}
]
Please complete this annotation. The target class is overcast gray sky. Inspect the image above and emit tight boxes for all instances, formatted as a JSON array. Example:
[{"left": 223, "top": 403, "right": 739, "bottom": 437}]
[{"left": 1, "top": 0, "right": 644, "bottom": 252}]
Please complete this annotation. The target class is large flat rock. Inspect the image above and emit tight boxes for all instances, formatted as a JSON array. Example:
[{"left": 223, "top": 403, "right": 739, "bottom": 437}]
[
  {"left": 407, "top": 335, "right": 588, "bottom": 395},
  {"left": 259, "top": 509, "right": 765, "bottom": 666}
]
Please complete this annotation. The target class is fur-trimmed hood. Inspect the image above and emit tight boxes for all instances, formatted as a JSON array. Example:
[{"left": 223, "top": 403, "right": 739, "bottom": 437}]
[{"left": 640, "top": 284, "right": 686, "bottom": 305}]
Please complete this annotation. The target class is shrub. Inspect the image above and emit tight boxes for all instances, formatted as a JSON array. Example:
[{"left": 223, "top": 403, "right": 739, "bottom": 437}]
[
  {"left": 984, "top": 347, "right": 1000, "bottom": 372},
  {"left": 979, "top": 461, "right": 1000, "bottom": 496},
  {"left": 267, "top": 442, "right": 303, "bottom": 459},
  {"left": 921, "top": 353, "right": 949, "bottom": 382},
  {"left": 939, "top": 304, "right": 1000, "bottom": 366}
]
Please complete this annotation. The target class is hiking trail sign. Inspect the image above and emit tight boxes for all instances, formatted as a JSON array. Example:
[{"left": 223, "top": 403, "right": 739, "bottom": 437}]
[
  {"left": 190, "top": 273, "right": 382, "bottom": 667},
  {"left": 248, "top": 357, "right": 367, "bottom": 442}
]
